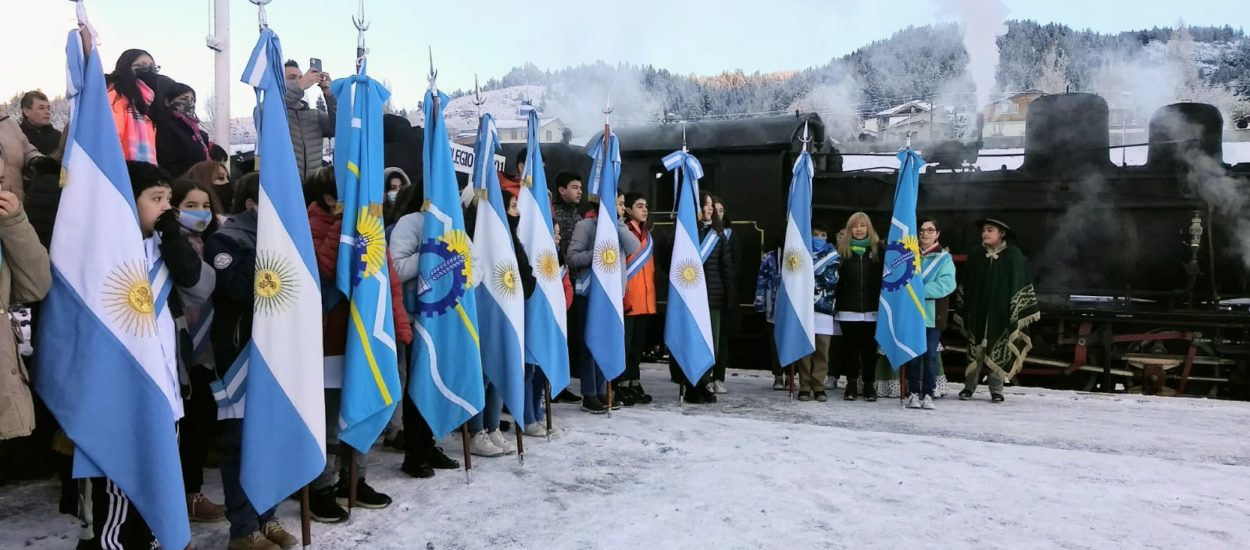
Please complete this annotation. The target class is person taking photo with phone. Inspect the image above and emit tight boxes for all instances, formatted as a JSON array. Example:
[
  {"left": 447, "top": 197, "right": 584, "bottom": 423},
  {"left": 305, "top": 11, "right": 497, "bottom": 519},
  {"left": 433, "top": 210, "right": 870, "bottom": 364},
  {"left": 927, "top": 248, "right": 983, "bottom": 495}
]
[{"left": 282, "top": 59, "right": 336, "bottom": 184}]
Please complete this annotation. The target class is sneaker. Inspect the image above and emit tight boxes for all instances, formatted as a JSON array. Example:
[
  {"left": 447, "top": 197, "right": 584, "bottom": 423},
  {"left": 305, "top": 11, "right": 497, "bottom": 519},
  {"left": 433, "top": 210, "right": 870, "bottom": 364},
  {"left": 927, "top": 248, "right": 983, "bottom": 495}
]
[
  {"left": 864, "top": 388, "right": 878, "bottom": 402},
  {"left": 470, "top": 430, "right": 506, "bottom": 457},
  {"left": 920, "top": 395, "right": 936, "bottom": 410},
  {"left": 905, "top": 394, "right": 921, "bottom": 409},
  {"left": 843, "top": 388, "right": 857, "bottom": 401},
  {"left": 554, "top": 389, "right": 582, "bottom": 404},
  {"left": 773, "top": 375, "right": 785, "bottom": 391},
  {"left": 261, "top": 520, "right": 298, "bottom": 549},
  {"left": 797, "top": 391, "right": 812, "bottom": 402},
  {"left": 581, "top": 395, "right": 609, "bottom": 414},
  {"left": 681, "top": 386, "right": 705, "bottom": 404},
  {"left": 187, "top": 492, "right": 226, "bottom": 522},
  {"left": 337, "top": 477, "right": 392, "bottom": 509},
  {"left": 524, "top": 422, "right": 548, "bottom": 437},
  {"left": 425, "top": 447, "right": 460, "bottom": 469},
  {"left": 713, "top": 380, "right": 727, "bottom": 394},
  {"left": 309, "top": 486, "right": 348, "bottom": 524},
  {"left": 488, "top": 429, "right": 516, "bottom": 454},
  {"left": 814, "top": 391, "right": 828, "bottom": 402},
  {"left": 401, "top": 456, "right": 434, "bottom": 479},
  {"left": 612, "top": 386, "right": 637, "bottom": 407},
  {"left": 958, "top": 389, "right": 973, "bottom": 401},
  {"left": 228, "top": 532, "right": 281, "bottom": 550},
  {"left": 633, "top": 385, "right": 654, "bottom": 404},
  {"left": 991, "top": 393, "right": 1005, "bottom": 403},
  {"left": 597, "top": 394, "right": 622, "bottom": 410},
  {"left": 700, "top": 384, "right": 718, "bottom": 403}
]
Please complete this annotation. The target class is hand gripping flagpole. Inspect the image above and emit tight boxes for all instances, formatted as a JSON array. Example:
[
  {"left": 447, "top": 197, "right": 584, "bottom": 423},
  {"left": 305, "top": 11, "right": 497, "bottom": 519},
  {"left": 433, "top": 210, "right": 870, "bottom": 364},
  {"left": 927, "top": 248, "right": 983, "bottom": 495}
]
[
  {"left": 352, "top": 0, "right": 368, "bottom": 74},
  {"left": 68, "top": 0, "right": 98, "bottom": 54}
]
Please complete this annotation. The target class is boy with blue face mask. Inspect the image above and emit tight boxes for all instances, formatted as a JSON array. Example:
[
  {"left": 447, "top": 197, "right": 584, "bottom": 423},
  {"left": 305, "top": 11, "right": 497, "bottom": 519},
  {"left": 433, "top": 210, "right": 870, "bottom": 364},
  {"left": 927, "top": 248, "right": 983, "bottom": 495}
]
[{"left": 796, "top": 222, "right": 840, "bottom": 402}]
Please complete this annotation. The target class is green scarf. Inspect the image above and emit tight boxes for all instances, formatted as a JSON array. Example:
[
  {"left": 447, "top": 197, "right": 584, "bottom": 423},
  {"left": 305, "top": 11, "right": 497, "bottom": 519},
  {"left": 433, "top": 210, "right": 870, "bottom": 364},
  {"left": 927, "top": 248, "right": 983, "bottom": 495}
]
[
  {"left": 954, "top": 243, "right": 1041, "bottom": 381},
  {"left": 850, "top": 237, "right": 870, "bottom": 256}
]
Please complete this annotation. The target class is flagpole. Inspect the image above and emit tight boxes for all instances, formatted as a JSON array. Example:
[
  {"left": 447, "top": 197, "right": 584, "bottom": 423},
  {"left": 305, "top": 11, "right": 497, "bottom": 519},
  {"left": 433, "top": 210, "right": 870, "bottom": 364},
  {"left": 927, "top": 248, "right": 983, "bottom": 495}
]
[
  {"left": 460, "top": 424, "right": 473, "bottom": 484},
  {"left": 543, "top": 382, "right": 553, "bottom": 437},
  {"left": 515, "top": 426, "right": 525, "bottom": 465},
  {"left": 601, "top": 98, "right": 616, "bottom": 415},
  {"left": 299, "top": 487, "right": 312, "bottom": 549},
  {"left": 352, "top": 0, "right": 368, "bottom": 74}
]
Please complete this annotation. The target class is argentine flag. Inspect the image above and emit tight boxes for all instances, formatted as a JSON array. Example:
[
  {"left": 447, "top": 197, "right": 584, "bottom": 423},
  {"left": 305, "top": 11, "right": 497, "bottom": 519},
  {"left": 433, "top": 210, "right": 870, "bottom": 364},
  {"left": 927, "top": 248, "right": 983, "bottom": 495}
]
[
  {"left": 517, "top": 106, "right": 570, "bottom": 395},
  {"left": 584, "top": 129, "right": 626, "bottom": 381},
  {"left": 471, "top": 114, "right": 526, "bottom": 429},
  {"left": 662, "top": 150, "right": 716, "bottom": 383},
  {"left": 34, "top": 28, "right": 190, "bottom": 550},
  {"left": 410, "top": 89, "right": 485, "bottom": 439},
  {"left": 239, "top": 28, "right": 327, "bottom": 513},
  {"left": 774, "top": 150, "right": 817, "bottom": 366},
  {"left": 876, "top": 149, "right": 928, "bottom": 369},
  {"left": 331, "top": 67, "right": 401, "bottom": 452}
]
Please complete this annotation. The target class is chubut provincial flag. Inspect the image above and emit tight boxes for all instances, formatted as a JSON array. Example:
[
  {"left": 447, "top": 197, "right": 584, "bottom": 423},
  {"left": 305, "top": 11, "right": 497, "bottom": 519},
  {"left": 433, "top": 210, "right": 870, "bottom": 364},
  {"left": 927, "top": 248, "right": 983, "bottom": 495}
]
[
  {"left": 409, "top": 87, "right": 485, "bottom": 439},
  {"left": 471, "top": 114, "right": 526, "bottom": 428},
  {"left": 34, "top": 27, "right": 189, "bottom": 550},
  {"left": 517, "top": 105, "right": 569, "bottom": 394},
  {"left": 330, "top": 64, "right": 402, "bottom": 452},
  {"left": 876, "top": 149, "right": 928, "bottom": 369},
  {"left": 774, "top": 149, "right": 817, "bottom": 366},
  {"left": 237, "top": 27, "right": 327, "bottom": 513},
  {"left": 661, "top": 149, "right": 716, "bottom": 383}
]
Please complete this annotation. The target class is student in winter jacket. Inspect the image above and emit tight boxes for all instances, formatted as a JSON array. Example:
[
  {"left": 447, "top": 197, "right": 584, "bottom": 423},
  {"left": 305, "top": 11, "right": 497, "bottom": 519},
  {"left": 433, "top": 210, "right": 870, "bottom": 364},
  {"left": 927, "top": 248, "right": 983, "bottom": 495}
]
[
  {"left": 566, "top": 193, "right": 640, "bottom": 413},
  {"left": 282, "top": 60, "right": 336, "bottom": 184},
  {"left": 153, "top": 82, "right": 212, "bottom": 179},
  {"left": 754, "top": 236, "right": 789, "bottom": 391},
  {"left": 797, "top": 222, "right": 841, "bottom": 402},
  {"left": 676, "top": 192, "right": 736, "bottom": 404},
  {"left": 106, "top": 50, "right": 161, "bottom": 164},
  {"left": 203, "top": 173, "right": 301, "bottom": 550},
  {"left": 552, "top": 171, "right": 584, "bottom": 263},
  {"left": 169, "top": 177, "right": 228, "bottom": 522},
  {"left": 835, "top": 211, "right": 883, "bottom": 401},
  {"left": 905, "top": 216, "right": 956, "bottom": 410},
  {"left": 0, "top": 180, "right": 50, "bottom": 441},
  {"left": 709, "top": 195, "right": 740, "bottom": 394},
  {"left": 619, "top": 192, "right": 656, "bottom": 405}
]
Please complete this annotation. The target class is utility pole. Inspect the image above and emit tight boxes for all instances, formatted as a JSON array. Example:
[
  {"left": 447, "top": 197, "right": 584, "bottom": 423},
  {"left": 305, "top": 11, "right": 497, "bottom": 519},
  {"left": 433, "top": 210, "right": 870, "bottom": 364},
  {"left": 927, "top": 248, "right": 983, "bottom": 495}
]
[{"left": 207, "top": 0, "right": 231, "bottom": 151}]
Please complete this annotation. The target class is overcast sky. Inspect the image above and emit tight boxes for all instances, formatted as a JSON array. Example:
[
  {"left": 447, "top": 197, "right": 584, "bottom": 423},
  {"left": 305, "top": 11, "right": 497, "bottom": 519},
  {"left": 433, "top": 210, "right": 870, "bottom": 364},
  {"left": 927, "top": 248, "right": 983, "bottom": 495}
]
[{"left": 0, "top": 0, "right": 1243, "bottom": 118}]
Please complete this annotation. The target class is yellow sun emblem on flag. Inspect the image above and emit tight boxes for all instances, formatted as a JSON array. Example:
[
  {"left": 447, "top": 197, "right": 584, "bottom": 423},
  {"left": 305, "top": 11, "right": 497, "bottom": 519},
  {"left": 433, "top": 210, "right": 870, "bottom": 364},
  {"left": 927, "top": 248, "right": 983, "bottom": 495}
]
[
  {"left": 439, "top": 230, "right": 474, "bottom": 285},
  {"left": 674, "top": 258, "right": 703, "bottom": 289},
  {"left": 493, "top": 261, "right": 520, "bottom": 298},
  {"left": 783, "top": 247, "right": 808, "bottom": 274},
  {"left": 536, "top": 250, "right": 561, "bottom": 282},
  {"left": 103, "top": 261, "right": 157, "bottom": 337},
  {"left": 594, "top": 241, "right": 619, "bottom": 273},
  {"left": 254, "top": 252, "right": 299, "bottom": 316},
  {"left": 355, "top": 206, "right": 387, "bottom": 279}
]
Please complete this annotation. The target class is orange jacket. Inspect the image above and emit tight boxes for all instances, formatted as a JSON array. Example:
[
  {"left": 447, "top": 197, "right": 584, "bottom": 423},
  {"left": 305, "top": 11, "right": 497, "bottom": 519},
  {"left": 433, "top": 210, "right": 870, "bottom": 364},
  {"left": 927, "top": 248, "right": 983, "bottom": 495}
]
[{"left": 622, "top": 221, "right": 656, "bottom": 316}]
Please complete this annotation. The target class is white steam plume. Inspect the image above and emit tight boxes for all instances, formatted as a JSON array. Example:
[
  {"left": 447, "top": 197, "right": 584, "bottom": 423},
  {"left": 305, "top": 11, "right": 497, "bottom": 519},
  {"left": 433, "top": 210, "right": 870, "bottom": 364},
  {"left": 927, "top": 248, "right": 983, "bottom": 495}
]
[{"left": 937, "top": 0, "right": 1007, "bottom": 109}]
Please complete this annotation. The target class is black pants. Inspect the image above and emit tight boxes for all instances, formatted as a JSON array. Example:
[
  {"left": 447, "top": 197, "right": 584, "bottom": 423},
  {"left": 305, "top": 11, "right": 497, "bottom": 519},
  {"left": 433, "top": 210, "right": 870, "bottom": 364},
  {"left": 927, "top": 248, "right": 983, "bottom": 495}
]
[
  {"left": 179, "top": 366, "right": 218, "bottom": 494},
  {"left": 624, "top": 315, "right": 651, "bottom": 383},
  {"left": 79, "top": 477, "right": 153, "bottom": 550},
  {"left": 401, "top": 343, "right": 437, "bottom": 459},
  {"left": 841, "top": 321, "right": 878, "bottom": 393}
]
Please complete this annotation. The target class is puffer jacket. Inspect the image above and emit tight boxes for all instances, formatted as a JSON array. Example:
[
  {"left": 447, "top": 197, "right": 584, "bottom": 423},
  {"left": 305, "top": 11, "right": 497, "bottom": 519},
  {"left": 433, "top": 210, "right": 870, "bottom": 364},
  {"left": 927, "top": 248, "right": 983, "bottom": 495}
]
[
  {"left": 0, "top": 208, "right": 51, "bottom": 440},
  {"left": 813, "top": 241, "right": 841, "bottom": 315},
  {"left": 836, "top": 246, "right": 882, "bottom": 314},
  {"left": 566, "top": 216, "right": 640, "bottom": 295},
  {"left": 699, "top": 223, "right": 736, "bottom": 310},
  {"left": 285, "top": 81, "right": 336, "bottom": 183}
]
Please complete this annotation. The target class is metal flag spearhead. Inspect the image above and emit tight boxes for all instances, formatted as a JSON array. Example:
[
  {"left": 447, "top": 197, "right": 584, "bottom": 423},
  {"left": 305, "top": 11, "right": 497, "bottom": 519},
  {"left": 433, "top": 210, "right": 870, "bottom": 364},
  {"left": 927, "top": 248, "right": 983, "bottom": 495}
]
[
  {"left": 800, "top": 120, "right": 811, "bottom": 153},
  {"left": 248, "top": 0, "right": 272, "bottom": 31},
  {"left": 353, "top": 0, "right": 369, "bottom": 72}
]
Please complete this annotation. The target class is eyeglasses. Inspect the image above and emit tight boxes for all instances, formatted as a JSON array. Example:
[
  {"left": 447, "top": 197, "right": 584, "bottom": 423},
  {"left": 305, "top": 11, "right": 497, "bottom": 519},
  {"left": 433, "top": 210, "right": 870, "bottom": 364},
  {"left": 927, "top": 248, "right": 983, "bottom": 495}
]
[
  {"left": 131, "top": 64, "right": 160, "bottom": 74},
  {"left": 919, "top": 228, "right": 938, "bottom": 233}
]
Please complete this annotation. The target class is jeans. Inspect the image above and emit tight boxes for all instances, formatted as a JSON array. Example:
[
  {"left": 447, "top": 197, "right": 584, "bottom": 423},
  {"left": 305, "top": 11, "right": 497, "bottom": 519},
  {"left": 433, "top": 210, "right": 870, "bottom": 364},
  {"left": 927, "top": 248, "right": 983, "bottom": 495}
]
[
  {"left": 468, "top": 381, "right": 502, "bottom": 433},
  {"left": 523, "top": 365, "right": 547, "bottom": 425},
  {"left": 572, "top": 296, "right": 608, "bottom": 396},
  {"left": 312, "top": 389, "right": 368, "bottom": 491},
  {"left": 907, "top": 327, "right": 942, "bottom": 397},
  {"left": 220, "top": 419, "right": 276, "bottom": 539}
]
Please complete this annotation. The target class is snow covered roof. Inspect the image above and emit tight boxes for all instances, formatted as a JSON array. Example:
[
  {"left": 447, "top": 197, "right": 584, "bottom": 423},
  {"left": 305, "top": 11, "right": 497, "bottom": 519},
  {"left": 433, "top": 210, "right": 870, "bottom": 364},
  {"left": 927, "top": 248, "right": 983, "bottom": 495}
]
[
  {"left": 875, "top": 100, "right": 932, "bottom": 117},
  {"left": 493, "top": 117, "right": 563, "bottom": 130}
]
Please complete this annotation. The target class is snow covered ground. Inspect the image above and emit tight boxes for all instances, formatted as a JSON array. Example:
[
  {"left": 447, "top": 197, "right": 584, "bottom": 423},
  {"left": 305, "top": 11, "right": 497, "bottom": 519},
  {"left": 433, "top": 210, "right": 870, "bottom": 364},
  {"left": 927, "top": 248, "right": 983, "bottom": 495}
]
[{"left": 3, "top": 364, "right": 1249, "bottom": 549}]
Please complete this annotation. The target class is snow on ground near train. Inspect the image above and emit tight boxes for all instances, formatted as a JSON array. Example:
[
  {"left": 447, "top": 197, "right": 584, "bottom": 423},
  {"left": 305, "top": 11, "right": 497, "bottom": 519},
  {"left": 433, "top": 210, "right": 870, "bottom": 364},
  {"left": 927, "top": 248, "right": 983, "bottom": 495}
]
[
  {"left": 841, "top": 141, "right": 1250, "bottom": 172},
  {"left": 3, "top": 364, "right": 1249, "bottom": 550}
]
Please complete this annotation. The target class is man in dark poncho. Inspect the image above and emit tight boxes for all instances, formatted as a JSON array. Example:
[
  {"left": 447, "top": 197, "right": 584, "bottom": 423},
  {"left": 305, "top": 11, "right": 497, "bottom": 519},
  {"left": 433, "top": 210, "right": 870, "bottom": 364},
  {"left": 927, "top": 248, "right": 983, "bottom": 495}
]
[{"left": 956, "top": 218, "right": 1040, "bottom": 403}]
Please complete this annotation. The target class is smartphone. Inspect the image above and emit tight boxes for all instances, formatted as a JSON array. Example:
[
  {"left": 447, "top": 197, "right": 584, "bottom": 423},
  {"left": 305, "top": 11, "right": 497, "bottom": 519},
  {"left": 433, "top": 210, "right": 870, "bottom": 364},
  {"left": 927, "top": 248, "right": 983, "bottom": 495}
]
[{"left": 309, "top": 57, "right": 323, "bottom": 73}]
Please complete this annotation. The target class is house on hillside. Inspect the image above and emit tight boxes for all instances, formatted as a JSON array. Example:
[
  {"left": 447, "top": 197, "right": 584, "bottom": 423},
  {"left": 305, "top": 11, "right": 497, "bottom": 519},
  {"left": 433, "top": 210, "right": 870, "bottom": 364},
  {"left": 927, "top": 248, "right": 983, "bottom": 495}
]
[
  {"left": 863, "top": 100, "right": 932, "bottom": 134},
  {"left": 982, "top": 90, "right": 1043, "bottom": 138},
  {"left": 495, "top": 117, "right": 570, "bottom": 144}
]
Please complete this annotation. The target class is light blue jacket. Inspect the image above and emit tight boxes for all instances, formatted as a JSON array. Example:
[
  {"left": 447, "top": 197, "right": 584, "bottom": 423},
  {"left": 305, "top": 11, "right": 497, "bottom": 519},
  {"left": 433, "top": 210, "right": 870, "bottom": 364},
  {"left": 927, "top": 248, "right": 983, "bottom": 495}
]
[{"left": 920, "top": 248, "right": 956, "bottom": 328}]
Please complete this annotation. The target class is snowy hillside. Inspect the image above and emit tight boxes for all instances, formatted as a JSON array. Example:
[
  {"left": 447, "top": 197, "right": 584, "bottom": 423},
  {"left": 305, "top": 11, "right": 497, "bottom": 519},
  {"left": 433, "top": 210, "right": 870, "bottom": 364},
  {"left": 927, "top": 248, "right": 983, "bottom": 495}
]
[{"left": 3, "top": 364, "right": 1248, "bottom": 549}]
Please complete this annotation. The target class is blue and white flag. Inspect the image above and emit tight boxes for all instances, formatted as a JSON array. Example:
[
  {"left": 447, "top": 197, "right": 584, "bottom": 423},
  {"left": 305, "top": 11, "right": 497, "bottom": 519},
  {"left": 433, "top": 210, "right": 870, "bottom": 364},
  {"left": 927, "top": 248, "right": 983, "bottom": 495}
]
[
  {"left": 774, "top": 150, "right": 816, "bottom": 366},
  {"left": 410, "top": 89, "right": 485, "bottom": 439},
  {"left": 330, "top": 67, "right": 401, "bottom": 452},
  {"left": 661, "top": 149, "right": 716, "bottom": 383},
  {"left": 471, "top": 114, "right": 525, "bottom": 428},
  {"left": 517, "top": 106, "right": 569, "bottom": 395},
  {"left": 238, "top": 28, "right": 327, "bottom": 513},
  {"left": 876, "top": 149, "right": 928, "bottom": 369},
  {"left": 583, "top": 129, "right": 626, "bottom": 381},
  {"left": 34, "top": 29, "right": 189, "bottom": 550}
]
